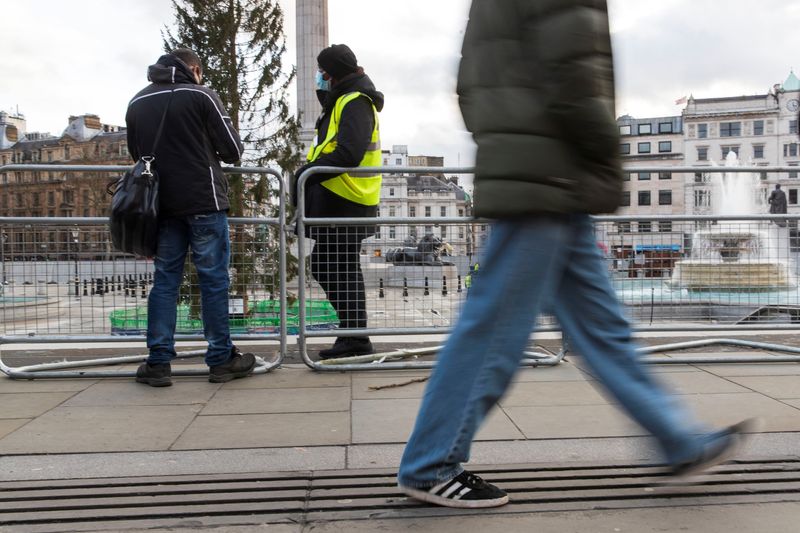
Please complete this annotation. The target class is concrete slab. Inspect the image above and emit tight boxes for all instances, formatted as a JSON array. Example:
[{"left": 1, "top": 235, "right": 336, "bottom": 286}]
[
  {"left": 499, "top": 381, "right": 609, "bottom": 407},
  {"left": 63, "top": 381, "right": 221, "bottom": 407},
  {"left": 504, "top": 403, "right": 642, "bottom": 439},
  {"left": 304, "top": 502, "right": 800, "bottom": 533},
  {"left": 0, "top": 418, "right": 30, "bottom": 439},
  {"left": 512, "top": 363, "right": 593, "bottom": 382},
  {"left": 351, "top": 398, "right": 524, "bottom": 443},
  {"left": 201, "top": 387, "right": 350, "bottom": 415},
  {"left": 696, "top": 363, "right": 800, "bottom": 377},
  {"left": 221, "top": 366, "right": 351, "bottom": 389},
  {"left": 0, "top": 391, "right": 75, "bottom": 418},
  {"left": 0, "top": 405, "right": 200, "bottom": 454},
  {"left": 171, "top": 412, "right": 350, "bottom": 449},
  {"left": 684, "top": 392, "right": 800, "bottom": 432},
  {"left": 0, "top": 378, "right": 98, "bottom": 393},
  {"left": 657, "top": 371, "right": 752, "bottom": 395},
  {"left": 724, "top": 376, "right": 800, "bottom": 399}
]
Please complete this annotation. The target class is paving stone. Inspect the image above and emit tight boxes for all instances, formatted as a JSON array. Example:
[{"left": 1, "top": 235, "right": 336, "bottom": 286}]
[
  {"left": 500, "top": 381, "right": 609, "bottom": 407},
  {"left": 657, "top": 371, "right": 751, "bottom": 395},
  {"left": 172, "top": 412, "right": 350, "bottom": 449},
  {"left": 0, "top": 391, "right": 75, "bottom": 418},
  {"left": 0, "top": 418, "right": 30, "bottom": 439},
  {"left": 201, "top": 387, "right": 350, "bottom": 415},
  {"left": 512, "top": 362, "right": 593, "bottom": 382},
  {"left": 0, "top": 405, "right": 200, "bottom": 454},
  {"left": 697, "top": 363, "right": 800, "bottom": 377},
  {"left": 351, "top": 398, "right": 523, "bottom": 443},
  {"left": 0, "top": 378, "right": 98, "bottom": 393},
  {"left": 504, "top": 403, "right": 642, "bottom": 439},
  {"left": 352, "top": 376, "right": 428, "bottom": 400},
  {"left": 63, "top": 381, "right": 221, "bottom": 407},
  {"left": 723, "top": 375, "right": 800, "bottom": 399},
  {"left": 221, "top": 366, "right": 351, "bottom": 389},
  {"left": 682, "top": 392, "right": 800, "bottom": 432}
]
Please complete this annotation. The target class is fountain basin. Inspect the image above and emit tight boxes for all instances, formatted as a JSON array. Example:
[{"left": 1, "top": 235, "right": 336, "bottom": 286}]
[{"left": 669, "top": 260, "right": 796, "bottom": 292}]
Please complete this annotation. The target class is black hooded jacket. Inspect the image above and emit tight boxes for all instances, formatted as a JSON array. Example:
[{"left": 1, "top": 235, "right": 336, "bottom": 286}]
[
  {"left": 125, "top": 54, "right": 244, "bottom": 218},
  {"left": 295, "top": 72, "right": 385, "bottom": 224}
]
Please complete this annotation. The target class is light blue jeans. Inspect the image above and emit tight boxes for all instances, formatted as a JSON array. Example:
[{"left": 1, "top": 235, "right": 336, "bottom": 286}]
[
  {"left": 398, "top": 215, "right": 715, "bottom": 488},
  {"left": 147, "top": 211, "right": 233, "bottom": 367}
]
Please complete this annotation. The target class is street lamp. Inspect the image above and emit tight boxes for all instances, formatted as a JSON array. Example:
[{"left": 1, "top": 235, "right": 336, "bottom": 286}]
[{"left": 71, "top": 228, "right": 79, "bottom": 297}]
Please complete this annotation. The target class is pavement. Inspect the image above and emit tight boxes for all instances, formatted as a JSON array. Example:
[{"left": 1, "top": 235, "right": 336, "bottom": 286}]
[{"left": 2, "top": 333, "right": 800, "bottom": 531}]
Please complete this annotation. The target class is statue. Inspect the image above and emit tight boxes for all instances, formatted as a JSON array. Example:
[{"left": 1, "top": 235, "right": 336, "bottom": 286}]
[
  {"left": 385, "top": 234, "right": 454, "bottom": 266},
  {"left": 768, "top": 184, "right": 788, "bottom": 227}
]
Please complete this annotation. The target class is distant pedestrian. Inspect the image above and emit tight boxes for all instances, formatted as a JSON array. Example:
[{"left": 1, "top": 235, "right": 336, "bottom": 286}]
[
  {"left": 126, "top": 49, "right": 255, "bottom": 387},
  {"left": 397, "top": 0, "right": 755, "bottom": 509}
]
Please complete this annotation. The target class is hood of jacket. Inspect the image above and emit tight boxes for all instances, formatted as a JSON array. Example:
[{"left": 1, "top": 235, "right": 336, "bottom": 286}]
[
  {"left": 147, "top": 54, "right": 197, "bottom": 85},
  {"left": 318, "top": 72, "right": 385, "bottom": 113}
]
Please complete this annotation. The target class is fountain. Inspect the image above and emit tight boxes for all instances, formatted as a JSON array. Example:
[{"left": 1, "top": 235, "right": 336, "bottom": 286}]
[{"left": 669, "top": 152, "right": 796, "bottom": 292}]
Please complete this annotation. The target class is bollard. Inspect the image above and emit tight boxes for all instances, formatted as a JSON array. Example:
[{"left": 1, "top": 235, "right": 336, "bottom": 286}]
[
  {"left": 91, "top": 278, "right": 96, "bottom": 296},
  {"left": 141, "top": 280, "right": 146, "bottom": 299},
  {"left": 379, "top": 278, "right": 384, "bottom": 298},
  {"left": 83, "top": 279, "right": 88, "bottom": 297},
  {"left": 457, "top": 275, "right": 463, "bottom": 293},
  {"left": 117, "top": 275, "right": 122, "bottom": 291},
  {"left": 442, "top": 275, "right": 448, "bottom": 296},
  {"left": 124, "top": 283, "right": 130, "bottom": 297},
  {"left": 403, "top": 277, "right": 409, "bottom": 297},
  {"left": 105, "top": 276, "right": 111, "bottom": 293},
  {"left": 424, "top": 277, "right": 430, "bottom": 296},
  {"left": 74, "top": 278, "right": 80, "bottom": 298},
  {"left": 98, "top": 278, "right": 105, "bottom": 296}
]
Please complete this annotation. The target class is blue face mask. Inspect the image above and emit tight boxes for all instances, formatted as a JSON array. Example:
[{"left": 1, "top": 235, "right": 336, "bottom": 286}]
[{"left": 315, "top": 70, "right": 330, "bottom": 92}]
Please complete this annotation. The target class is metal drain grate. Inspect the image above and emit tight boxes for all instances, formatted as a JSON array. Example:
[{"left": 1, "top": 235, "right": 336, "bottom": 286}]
[{"left": 2, "top": 459, "right": 800, "bottom": 532}]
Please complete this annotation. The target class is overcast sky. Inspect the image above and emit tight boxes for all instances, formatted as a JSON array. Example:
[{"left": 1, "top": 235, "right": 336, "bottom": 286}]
[{"left": 2, "top": 0, "right": 798, "bottom": 169}]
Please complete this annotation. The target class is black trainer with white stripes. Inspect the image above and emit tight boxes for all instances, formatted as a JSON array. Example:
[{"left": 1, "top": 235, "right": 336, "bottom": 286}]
[{"left": 399, "top": 470, "right": 509, "bottom": 508}]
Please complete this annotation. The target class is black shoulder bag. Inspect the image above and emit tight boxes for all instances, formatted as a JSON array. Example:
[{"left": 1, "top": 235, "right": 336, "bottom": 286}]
[{"left": 109, "top": 91, "right": 173, "bottom": 257}]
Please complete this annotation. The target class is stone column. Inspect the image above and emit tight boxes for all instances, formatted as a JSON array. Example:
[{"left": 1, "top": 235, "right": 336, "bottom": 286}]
[{"left": 296, "top": 0, "right": 328, "bottom": 150}]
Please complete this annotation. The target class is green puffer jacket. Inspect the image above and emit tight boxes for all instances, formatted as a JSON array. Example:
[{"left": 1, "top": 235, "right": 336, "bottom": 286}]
[{"left": 458, "top": 0, "right": 623, "bottom": 217}]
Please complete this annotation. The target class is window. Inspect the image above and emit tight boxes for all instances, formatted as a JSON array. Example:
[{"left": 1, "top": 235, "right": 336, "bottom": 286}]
[
  {"left": 638, "top": 191, "right": 651, "bottom": 206},
  {"left": 621, "top": 191, "right": 630, "bottom": 206},
  {"left": 47, "top": 191, "right": 55, "bottom": 206},
  {"left": 659, "top": 221, "right": 672, "bottom": 232},
  {"left": 458, "top": 208, "right": 464, "bottom": 217},
  {"left": 425, "top": 225, "right": 433, "bottom": 235},
  {"left": 721, "top": 145, "right": 739, "bottom": 158},
  {"left": 720, "top": 121, "right": 741, "bottom": 137},
  {"left": 63, "top": 190, "right": 74, "bottom": 204},
  {"left": 790, "top": 163, "right": 799, "bottom": 179},
  {"left": 638, "top": 123, "right": 652, "bottom": 135},
  {"left": 424, "top": 206, "right": 431, "bottom": 217},
  {"left": 694, "top": 190, "right": 711, "bottom": 208},
  {"left": 32, "top": 193, "right": 40, "bottom": 207},
  {"left": 389, "top": 226, "right": 396, "bottom": 239},
  {"left": 623, "top": 172, "right": 631, "bottom": 181},
  {"left": 389, "top": 206, "right": 396, "bottom": 217},
  {"left": 697, "top": 147, "right": 708, "bottom": 161},
  {"left": 458, "top": 227, "right": 465, "bottom": 239},
  {"left": 791, "top": 120, "right": 799, "bottom": 135},
  {"left": 620, "top": 143, "right": 631, "bottom": 155},
  {"left": 440, "top": 206, "right": 446, "bottom": 217},
  {"left": 409, "top": 206, "right": 416, "bottom": 217},
  {"left": 754, "top": 145, "right": 765, "bottom": 159},
  {"left": 784, "top": 143, "right": 798, "bottom": 157},
  {"left": 753, "top": 120, "right": 764, "bottom": 136},
  {"left": 440, "top": 226, "right": 447, "bottom": 238},
  {"left": 619, "top": 125, "right": 631, "bottom": 136},
  {"left": 791, "top": 189, "right": 798, "bottom": 205},
  {"left": 638, "top": 142, "right": 651, "bottom": 154},
  {"left": 395, "top": 158, "right": 401, "bottom": 165},
  {"left": 658, "top": 172, "right": 672, "bottom": 180},
  {"left": 638, "top": 222, "right": 652, "bottom": 232},
  {"left": 618, "top": 222, "right": 631, "bottom": 233},
  {"left": 698, "top": 123, "right": 708, "bottom": 138},
  {"left": 638, "top": 172, "right": 651, "bottom": 181},
  {"left": 658, "top": 190, "right": 672, "bottom": 205},
  {"left": 389, "top": 187, "right": 395, "bottom": 196},
  {"left": 658, "top": 141, "right": 672, "bottom": 153},
  {"left": 658, "top": 122, "right": 673, "bottom": 133},
  {"left": 64, "top": 145, "right": 70, "bottom": 159}
]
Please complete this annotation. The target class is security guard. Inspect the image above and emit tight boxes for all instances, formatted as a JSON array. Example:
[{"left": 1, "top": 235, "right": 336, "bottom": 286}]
[{"left": 294, "top": 44, "right": 385, "bottom": 360}]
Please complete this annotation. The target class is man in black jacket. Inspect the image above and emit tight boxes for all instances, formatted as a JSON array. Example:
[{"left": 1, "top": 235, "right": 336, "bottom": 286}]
[
  {"left": 126, "top": 48, "right": 255, "bottom": 387},
  {"left": 294, "top": 44, "right": 385, "bottom": 360}
]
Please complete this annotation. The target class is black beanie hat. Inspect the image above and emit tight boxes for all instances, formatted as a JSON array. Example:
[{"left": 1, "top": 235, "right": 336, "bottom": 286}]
[{"left": 317, "top": 44, "right": 359, "bottom": 80}]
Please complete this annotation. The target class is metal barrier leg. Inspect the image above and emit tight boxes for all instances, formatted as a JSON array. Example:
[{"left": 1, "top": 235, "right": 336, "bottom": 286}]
[{"left": 638, "top": 338, "right": 800, "bottom": 364}]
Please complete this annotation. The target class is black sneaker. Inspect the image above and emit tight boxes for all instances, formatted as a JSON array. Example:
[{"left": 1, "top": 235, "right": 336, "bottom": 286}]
[
  {"left": 671, "top": 418, "right": 760, "bottom": 478},
  {"left": 318, "top": 337, "right": 374, "bottom": 360},
  {"left": 135, "top": 362, "right": 172, "bottom": 387},
  {"left": 399, "top": 470, "right": 509, "bottom": 508},
  {"left": 209, "top": 347, "right": 256, "bottom": 383}
]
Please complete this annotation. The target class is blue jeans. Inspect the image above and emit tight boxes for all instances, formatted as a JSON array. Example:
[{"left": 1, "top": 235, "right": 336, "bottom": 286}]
[
  {"left": 147, "top": 211, "right": 233, "bottom": 367},
  {"left": 398, "top": 215, "right": 716, "bottom": 488}
]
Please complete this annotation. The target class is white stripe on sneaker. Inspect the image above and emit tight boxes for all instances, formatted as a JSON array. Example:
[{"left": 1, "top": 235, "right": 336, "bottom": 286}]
[
  {"left": 453, "top": 486, "right": 472, "bottom": 500},
  {"left": 440, "top": 481, "right": 464, "bottom": 498}
]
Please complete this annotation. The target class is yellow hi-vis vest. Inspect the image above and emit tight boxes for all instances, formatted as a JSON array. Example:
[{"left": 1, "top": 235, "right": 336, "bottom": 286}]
[{"left": 306, "top": 92, "right": 382, "bottom": 206}]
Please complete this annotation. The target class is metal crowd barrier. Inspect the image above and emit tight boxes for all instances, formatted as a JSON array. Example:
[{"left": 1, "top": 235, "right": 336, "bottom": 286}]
[
  {"left": 296, "top": 165, "right": 800, "bottom": 370},
  {"left": 0, "top": 164, "right": 287, "bottom": 379}
]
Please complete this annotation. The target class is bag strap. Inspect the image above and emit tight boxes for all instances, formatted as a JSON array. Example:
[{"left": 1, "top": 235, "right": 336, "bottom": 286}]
[{"left": 150, "top": 89, "right": 175, "bottom": 157}]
